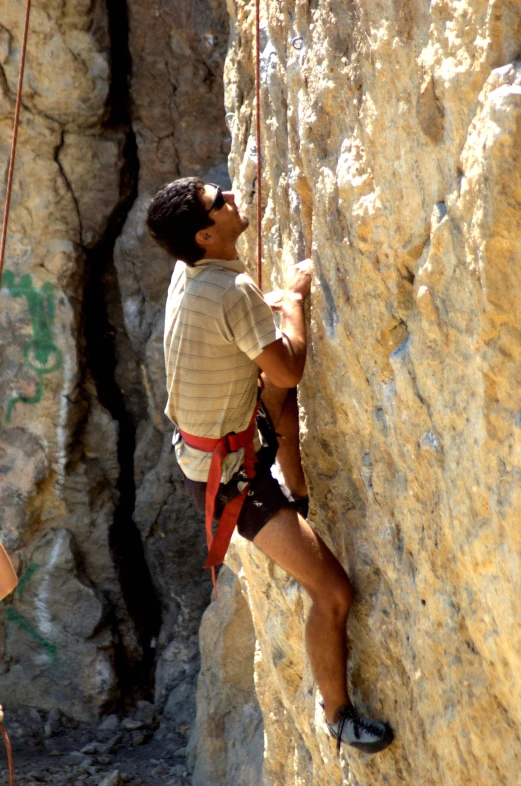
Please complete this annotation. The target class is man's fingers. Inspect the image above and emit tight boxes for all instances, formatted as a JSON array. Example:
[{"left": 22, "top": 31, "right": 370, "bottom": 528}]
[{"left": 286, "top": 258, "right": 313, "bottom": 299}]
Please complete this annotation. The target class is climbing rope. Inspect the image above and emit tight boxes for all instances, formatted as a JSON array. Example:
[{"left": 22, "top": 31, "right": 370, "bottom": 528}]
[
  {"left": 0, "top": 705, "right": 14, "bottom": 786},
  {"left": 0, "top": 2, "right": 31, "bottom": 780},
  {"left": 255, "top": 0, "right": 262, "bottom": 290},
  {"left": 0, "top": 0, "right": 32, "bottom": 287}
]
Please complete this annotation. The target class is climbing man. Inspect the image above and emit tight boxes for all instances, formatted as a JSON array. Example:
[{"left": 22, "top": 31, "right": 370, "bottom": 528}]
[{"left": 146, "top": 177, "right": 394, "bottom": 755}]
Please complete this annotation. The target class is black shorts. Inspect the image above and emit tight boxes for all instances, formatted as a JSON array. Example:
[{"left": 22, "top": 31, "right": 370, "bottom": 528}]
[{"left": 182, "top": 401, "right": 290, "bottom": 542}]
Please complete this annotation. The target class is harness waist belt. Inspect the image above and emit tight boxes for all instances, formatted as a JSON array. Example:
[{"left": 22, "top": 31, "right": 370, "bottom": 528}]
[{"left": 178, "top": 404, "right": 259, "bottom": 589}]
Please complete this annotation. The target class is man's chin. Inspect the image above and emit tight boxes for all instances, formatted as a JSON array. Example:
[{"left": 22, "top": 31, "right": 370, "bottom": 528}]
[{"left": 240, "top": 215, "right": 250, "bottom": 230}]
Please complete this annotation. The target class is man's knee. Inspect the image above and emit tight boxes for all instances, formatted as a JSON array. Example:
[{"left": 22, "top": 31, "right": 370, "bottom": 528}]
[{"left": 311, "top": 571, "right": 354, "bottom": 620}]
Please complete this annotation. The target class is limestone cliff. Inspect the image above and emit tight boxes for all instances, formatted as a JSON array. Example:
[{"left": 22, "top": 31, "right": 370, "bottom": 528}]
[
  {"left": 191, "top": 1, "right": 521, "bottom": 785},
  {"left": 1, "top": 0, "right": 521, "bottom": 784},
  {"left": 0, "top": 0, "right": 229, "bottom": 731}
]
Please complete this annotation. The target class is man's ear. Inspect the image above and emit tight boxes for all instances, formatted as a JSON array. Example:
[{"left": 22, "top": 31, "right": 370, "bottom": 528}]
[{"left": 195, "top": 227, "right": 214, "bottom": 247}]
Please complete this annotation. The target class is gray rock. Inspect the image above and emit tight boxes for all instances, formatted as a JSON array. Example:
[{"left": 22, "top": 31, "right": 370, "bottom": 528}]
[
  {"left": 163, "top": 682, "right": 195, "bottom": 724},
  {"left": 190, "top": 567, "right": 263, "bottom": 786},
  {"left": 81, "top": 742, "right": 104, "bottom": 754},
  {"left": 97, "top": 715, "right": 119, "bottom": 733},
  {"left": 150, "top": 763, "right": 169, "bottom": 777},
  {"left": 135, "top": 700, "right": 155, "bottom": 726},
  {"left": 48, "top": 710, "right": 61, "bottom": 722},
  {"left": 77, "top": 757, "right": 95, "bottom": 771},
  {"left": 97, "top": 772, "right": 123, "bottom": 786},
  {"left": 131, "top": 731, "right": 145, "bottom": 746},
  {"left": 63, "top": 752, "right": 88, "bottom": 765},
  {"left": 120, "top": 718, "right": 143, "bottom": 731},
  {"left": 47, "top": 708, "right": 62, "bottom": 733},
  {"left": 103, "top": 734, "right": 123, "bottom": 752},
  {"left": 0, "top": 529, "right": 116, "bottom": 721}
]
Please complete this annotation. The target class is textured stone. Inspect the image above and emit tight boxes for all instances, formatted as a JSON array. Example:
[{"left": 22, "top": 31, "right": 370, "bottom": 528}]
[
  {"left": 97, "top": 772, "right": 122, "bottom": 786},
  {"left": 189, "top": 565, "right": 263, "bottom": 786},
  {"left": 58, "top": 132, "right": 128, "bottom": 248},
  {"left": 0, "top": 0, "right": 229, "bottom": 725},
  {"left": 0, "top": 0, "right": 124, "bottom": 720},
  {"left": 1, "top": 0, "right": 110, "bottom": 129},
  {"left": 117, "top": 0, "right": 231, "bottom": 726},
  {"left": 0, "top": 528, "right": 116, "bottom": 719},
  {"left": 97, "top": 715, "right": 119, "bottom": 733},
  {"left": 4, "top": 0, "right": 520, "bottom": 782},
  {"left": 193, "top": 1, "right": 521, "bottom": 785}
]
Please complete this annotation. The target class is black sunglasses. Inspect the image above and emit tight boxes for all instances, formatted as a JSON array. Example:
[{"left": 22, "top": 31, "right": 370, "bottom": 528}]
[{"left": 206, "top": 184, "right": 226, "bottom": 213}]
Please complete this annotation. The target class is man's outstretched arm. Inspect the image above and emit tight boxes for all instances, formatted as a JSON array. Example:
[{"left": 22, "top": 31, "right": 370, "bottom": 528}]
[{"left": 254, "top": 259, "right": 312, "bottom": 388}]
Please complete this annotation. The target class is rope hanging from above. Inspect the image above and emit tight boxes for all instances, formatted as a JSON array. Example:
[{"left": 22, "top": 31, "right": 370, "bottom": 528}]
[
  {"left": 255, "top": 0, "right": 263, "bottom": 290},
  {"left": 0, "top": 0, "right": 33, "bottom": 288},
  {"left": 0, "top": 2, "right": 31, "bottom": 783},
  {"left": 0, "top": 706, "right": 14, "bottom": 786}
]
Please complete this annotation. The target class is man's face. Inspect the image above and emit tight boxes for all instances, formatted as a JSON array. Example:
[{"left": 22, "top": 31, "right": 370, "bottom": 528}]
[{"left": 202, "top": 184, "right": 249, "bottom": 243}]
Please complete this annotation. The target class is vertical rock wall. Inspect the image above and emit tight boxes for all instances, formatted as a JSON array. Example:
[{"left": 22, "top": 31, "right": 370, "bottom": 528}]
[
  {"left": 0, "top": 0, "right": 229, "bottom": 727},
  {"left": 116, "top": 0, "right": 230, "bottom": 730},
  {"left": 193, "top": 1, "right": 521, "bottom": 785}
]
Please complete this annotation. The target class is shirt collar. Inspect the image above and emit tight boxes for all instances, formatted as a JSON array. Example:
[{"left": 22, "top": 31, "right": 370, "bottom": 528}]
[{"left": 187, "top": 258, "right": 246, "bottom": 276}]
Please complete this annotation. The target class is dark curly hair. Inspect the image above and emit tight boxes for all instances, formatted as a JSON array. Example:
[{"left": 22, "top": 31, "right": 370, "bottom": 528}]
[{"left": 146, "top": 177, "right": 214, "bottom": 265}]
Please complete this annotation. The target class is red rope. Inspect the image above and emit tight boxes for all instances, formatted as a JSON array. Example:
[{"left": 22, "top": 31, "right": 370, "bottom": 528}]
[
  {"left": 0, "top": 721, "right": 14, "bottom": 786},
  {"left": 255, "top": 0, "right": 262, "bottom": 290},
  {"left": 0, "top": 0, "right": 32, "bottom": 287}
]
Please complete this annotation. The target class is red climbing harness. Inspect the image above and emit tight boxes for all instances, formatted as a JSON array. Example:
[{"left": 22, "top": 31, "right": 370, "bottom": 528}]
[{"left": 179, "top": 402, "right": 259, "bottom": 591}]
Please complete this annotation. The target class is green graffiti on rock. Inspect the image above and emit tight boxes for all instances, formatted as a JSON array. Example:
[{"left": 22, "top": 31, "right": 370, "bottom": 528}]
[
  {"left": 5, "top": 563, "right": 57, "bottom": 665},
  {"left": 16, "top": 561, "right": 41, "bottom": 599},
  {"left": 7, "top": 607, "right": 58, "bottom": 665},
  {"left": 1, "top": 271, "right": 63, "bottom": 423}
]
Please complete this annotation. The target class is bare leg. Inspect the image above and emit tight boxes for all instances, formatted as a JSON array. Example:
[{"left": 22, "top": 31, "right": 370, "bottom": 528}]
[
  {"left": 260, "top": 378, "right": 308, "bottom": 499},
  {"left": 253, "top": 506, "right": 353, "bottom": 721}
]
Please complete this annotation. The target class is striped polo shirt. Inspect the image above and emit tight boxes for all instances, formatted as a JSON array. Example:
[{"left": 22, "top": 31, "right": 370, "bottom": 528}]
[{"left": 164, "top": 257, "right": 281, "bottom": 482}]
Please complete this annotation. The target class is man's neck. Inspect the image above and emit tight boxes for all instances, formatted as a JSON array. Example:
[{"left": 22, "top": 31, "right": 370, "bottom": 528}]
[{"left": 202, "top": 243, "right": 238, "bottom": 261}]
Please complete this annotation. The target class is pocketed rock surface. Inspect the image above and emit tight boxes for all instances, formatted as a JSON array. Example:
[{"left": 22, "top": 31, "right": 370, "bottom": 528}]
[{"left": 191, "top": 1, "right": 521, "bottom": 785}]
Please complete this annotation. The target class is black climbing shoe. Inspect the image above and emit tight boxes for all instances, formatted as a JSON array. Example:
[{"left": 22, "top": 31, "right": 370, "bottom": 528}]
[
  {"left": 290, "top": 495, "right": 309, "bottom": 519},
  {"left": 326, "top": 704, "right": 394, "bottom": 755}
]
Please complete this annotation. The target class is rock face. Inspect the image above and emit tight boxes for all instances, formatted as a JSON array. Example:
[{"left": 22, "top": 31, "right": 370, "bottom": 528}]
[
  {"left": 188, "top": 564, "right": 264, "bottom": 786},
  {"left": 192, "top": 1, "right": 521, "bottom": 785},
  {"left": 0, "top": 0, "right": 229, "bottom": 728},
  {"left": 2, "top": 0, "right": 521, "bottom": 784}
]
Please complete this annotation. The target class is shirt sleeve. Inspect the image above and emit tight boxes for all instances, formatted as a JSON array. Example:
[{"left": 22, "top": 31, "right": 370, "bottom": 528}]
[{"left": 220, "top": 273, "right": 282, "bottom": 359}]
